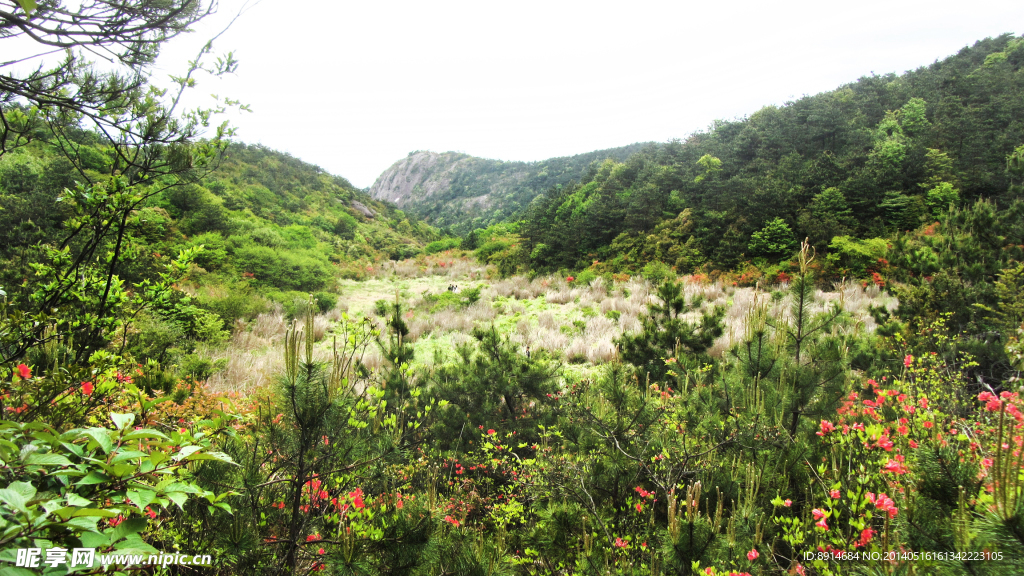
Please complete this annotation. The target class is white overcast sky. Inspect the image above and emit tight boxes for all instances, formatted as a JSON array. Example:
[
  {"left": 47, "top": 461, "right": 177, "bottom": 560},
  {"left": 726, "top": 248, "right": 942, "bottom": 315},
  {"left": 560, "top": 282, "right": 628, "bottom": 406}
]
[{"left": 152, "top": 0, "right": 1024, "bottom": 189}]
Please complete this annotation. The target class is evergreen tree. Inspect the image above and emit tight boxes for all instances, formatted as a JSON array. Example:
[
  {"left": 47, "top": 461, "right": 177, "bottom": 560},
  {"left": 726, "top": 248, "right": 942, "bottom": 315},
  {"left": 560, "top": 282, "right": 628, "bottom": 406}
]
[{"left": 617, "top": 278, "right": 725, "bottom": 381}]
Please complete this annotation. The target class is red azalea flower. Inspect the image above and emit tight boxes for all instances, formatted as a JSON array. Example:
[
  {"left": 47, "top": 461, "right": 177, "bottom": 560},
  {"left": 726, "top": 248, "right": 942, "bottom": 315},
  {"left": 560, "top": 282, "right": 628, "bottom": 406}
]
[
  {"left": 443, "top": 515, "right": 460, "bottom": 527},
  {"left": 904, "top": 354, "right": 914, "bottom": 367},
  {"left": 16, "top": 364, "right": 31, "bottom": 379},
  {"left": 816, "top": 420, "right": 835, "bottom": 436},
  {"left": 81, "top": 381, "right": 94, "bottom": 395},
  {"left": 747, "top": 548, "right": 759, "bottom": 560}
]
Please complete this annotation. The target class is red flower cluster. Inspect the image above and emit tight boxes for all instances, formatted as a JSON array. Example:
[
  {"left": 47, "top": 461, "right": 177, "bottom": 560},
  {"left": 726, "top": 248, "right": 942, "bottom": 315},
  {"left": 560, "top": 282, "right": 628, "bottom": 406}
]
[
  {"left": 866, "top": 492, "right": 898, "bottom": 519},
  {"left": 634, "top": 486, "right": 654, "bottom": 498},
  {"left": 816, "top": 420, "right": 836, "bottom": 436}
]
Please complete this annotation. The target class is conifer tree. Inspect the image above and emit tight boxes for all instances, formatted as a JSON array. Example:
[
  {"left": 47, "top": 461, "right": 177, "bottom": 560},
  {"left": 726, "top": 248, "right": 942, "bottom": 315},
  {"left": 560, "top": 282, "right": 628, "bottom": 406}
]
[
  {"left": 775, "top": 241, "right": 851, "bottom": 436},
  {"left": 617, "top": 278, "right": 724, "bottom": 381}
]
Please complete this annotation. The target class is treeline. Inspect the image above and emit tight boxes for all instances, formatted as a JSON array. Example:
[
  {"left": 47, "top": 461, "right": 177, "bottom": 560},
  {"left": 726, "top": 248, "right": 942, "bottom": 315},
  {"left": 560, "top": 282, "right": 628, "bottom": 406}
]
[{"left": 519, "top": 34, "right": 1024, "bottom": 275}]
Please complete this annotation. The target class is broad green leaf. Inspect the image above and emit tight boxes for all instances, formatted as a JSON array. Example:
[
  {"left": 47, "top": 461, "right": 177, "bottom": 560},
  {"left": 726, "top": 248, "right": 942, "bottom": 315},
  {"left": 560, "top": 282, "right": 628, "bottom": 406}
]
[
  {"left": 70, "top": 508, "right": 119, "bottom": 518},
  {"left": 65, "top": 493, "right": 92, "bottom": 507},
  {"left": 82, "top": 428, "right": 113, "bottom": 454},
  {"left": 24, "top": 453, "right": 73, "bottom": 466},
  {"left": 173, "top": 445, "right": 203, "bottom": 461},
  {"left": 110, "top": 450, "right": 149, "bottom": 463},
  {"left": 126, "top": 488, "right": 155, "bottom": 511},
  {"left": 77, "top": 471, "right": 111, "bottom": 485},
  {"left": 65, "top": 516, "right": 102, "bottom": 533},
  {"left": 185, "top": 451, "right": 238, "bottom": 465},
  {"left": 79, "top": 530, "right": 109, "bottom": 547},
  {"left": 122, "top": 429, "right": 170, "bottom": 441},
  {"left": 107, "top": 517, "right": 148, "bottom": 543},
  {"left": 165, "top": 492, "right": 187, "bottom": 509},
  {"left": 6, "top": 481, "right": 36, "bottom": 500},
  {"left": 110, "top": 413, "right": 135, "bottom": 431},
  {"left": 0, "top": 488, "right": 29, "bottom": 515}
]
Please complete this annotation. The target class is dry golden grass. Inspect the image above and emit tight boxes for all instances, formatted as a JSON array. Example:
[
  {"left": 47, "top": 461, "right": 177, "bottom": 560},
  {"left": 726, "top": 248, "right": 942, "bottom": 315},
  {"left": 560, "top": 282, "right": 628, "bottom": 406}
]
[{"left": 206, "top": 262, "right": 899, "bottom": 394}]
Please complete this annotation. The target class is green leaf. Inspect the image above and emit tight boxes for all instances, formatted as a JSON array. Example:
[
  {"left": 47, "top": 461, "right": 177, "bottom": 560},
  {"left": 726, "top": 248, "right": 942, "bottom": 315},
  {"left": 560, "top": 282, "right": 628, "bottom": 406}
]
[
  {"left": 65, "top": 516, "right": 102, "bottom": 533},
  {"left": 0, "top": 488, "right": 29, "bottom": 515},
  {"left": 107, "top": 517, "right": 148, "bottom": 543},
  {"left": 6, "top": 481, "right": 36, "bottom": 500},
  {"left": 15, "top": 0, "right": 37, "bottom": 16},
  {"left": 69, "top": 508, "right": 119, "bottom": 518},
  {"left": 122, "top": 429, "right": 170, "bottom": 441},
  {"left": 110, "top": 450, "right": 149, "bottom": 463},
  {"left": 126, "top": 488, "right": 155, "bottom": 511},
  {"left": 185, "top": 451, "right": 238, "bottom": 465},
  {"left": 24, "top": 453, "right": 73, "bottom": 467},
  {"left": 82, "top": 428, "right": 113, "bottom": 454},
  {"left": 110, "top": 413, "right": 135, "bottom": 431},
  {"left": 65, "top": 493, "right": 92, "bottom": 507},
  {"left": 77, "top": 471, "right": 111, "bottom": 486},
  {"left": 80, "top": 530, "right": 109, "bottom": 547},
  {"left": 173, "top": 445, "right": 203, "bottom": 461},
  {"left": 165, "top": 492, "right": 187, "bottom": 509}
]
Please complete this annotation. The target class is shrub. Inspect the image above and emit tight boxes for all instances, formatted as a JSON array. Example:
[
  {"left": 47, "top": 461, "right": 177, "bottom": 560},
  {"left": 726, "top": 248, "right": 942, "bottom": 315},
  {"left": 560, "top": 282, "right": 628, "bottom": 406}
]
[
  {"left": 425, "top": 237, "right": 462, "bottom": 254},
  {"left": 641, "top": 261, "right": 673, "bottom": 284}
]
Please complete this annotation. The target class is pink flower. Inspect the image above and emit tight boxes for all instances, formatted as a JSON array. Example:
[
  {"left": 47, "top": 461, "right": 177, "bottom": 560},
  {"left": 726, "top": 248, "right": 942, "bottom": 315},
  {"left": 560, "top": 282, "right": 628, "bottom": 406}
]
[
  {"left": 487, "top": 429, "right": 496, "bottom": 435},
  {"left": 923, "top": 421, "right": 933, "bottom": 429},
  {"left": 904, "top": 355, "right": 914, "bottom": 367},
  {"left": 747, "top": 548, "right": 759, "bottom": 561},
  {"left": 857, "top": 527, "right": 875, "bottom": 548},
  {"left": 81, "top": 381, "right": 94, "bottom": 395},
  {"left": 613, "top": 537, "right": 628, "bottom": 548},
  {"left": 882, "top": 460, "right": 910, "bottom": 475},
  {"left": 795, "top": 564, "right": 806, "bottom": 576},
  {"left": 816, "top": 420, "right": 836, "bottom": 436},
  {"left": 815, "top": 517, "right": 829, "bottom": 530},
  {"left": 830, "top": 489, "right": 841, "bottom": 499},
  {"left": 16, "top": 364, "right": 31, "bottom": 379},
  {"left": 443, "top": 515, "right": 460, "bottom": 527},
  {"left": 784, "top": 499, "right": 792, "bottom": 507},
  {"left": 318, "top": 548, "right": 325, "bottom": 555},
  {"left": 812, "top": 508, "right": 826, "bottom": 520}
]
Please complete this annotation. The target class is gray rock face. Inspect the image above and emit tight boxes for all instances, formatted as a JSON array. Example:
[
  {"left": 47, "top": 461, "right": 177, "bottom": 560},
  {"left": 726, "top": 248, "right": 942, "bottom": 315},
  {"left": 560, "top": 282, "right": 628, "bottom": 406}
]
[
  {"left": 369, "top": 151, "right": 468, "bottom": 208},
  {"left": 350, "top": 200, "right": 376, "bottom": 218},
  {"left": 367, "top": 143, "right": 657, "bottom": 234}
]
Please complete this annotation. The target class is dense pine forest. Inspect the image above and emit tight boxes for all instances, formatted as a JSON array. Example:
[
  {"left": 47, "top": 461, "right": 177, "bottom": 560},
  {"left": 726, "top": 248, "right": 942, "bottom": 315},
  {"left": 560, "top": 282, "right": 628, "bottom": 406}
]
[{"left": 3, "top": 1, "right": 1024, "bottom": 574}]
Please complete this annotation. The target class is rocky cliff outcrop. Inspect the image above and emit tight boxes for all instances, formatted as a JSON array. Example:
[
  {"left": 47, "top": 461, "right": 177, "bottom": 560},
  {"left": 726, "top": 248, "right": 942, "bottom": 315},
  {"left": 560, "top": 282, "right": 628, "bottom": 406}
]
[{"left": 368, "top": 143, "right": 656, "bottom": 234}]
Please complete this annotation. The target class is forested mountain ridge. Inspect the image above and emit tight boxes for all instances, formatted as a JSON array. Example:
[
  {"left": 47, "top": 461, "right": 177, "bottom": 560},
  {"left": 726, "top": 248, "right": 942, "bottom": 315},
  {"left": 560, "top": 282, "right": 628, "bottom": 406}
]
[
  {"left": 516, "top": 33, "right": 1024, "bottom": 273},
  {"left": 368, "top": 143, "right": 653, "bottom": 234}
]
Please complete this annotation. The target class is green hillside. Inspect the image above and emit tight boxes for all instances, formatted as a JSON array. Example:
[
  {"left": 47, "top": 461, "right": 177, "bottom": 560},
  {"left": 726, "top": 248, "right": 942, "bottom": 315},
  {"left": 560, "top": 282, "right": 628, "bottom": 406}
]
[{"left": 518, "top": 33, "right": 1024, "bottom": 273}]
